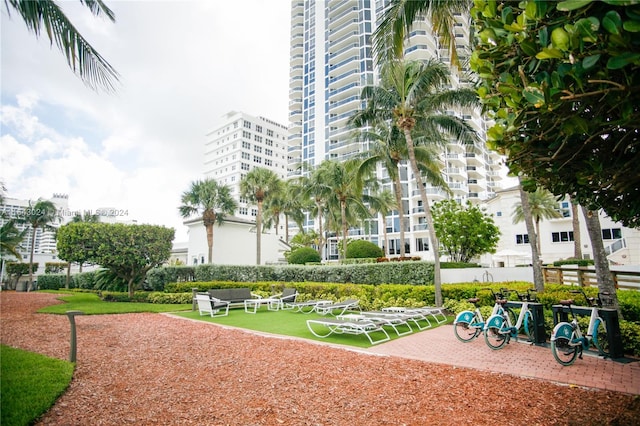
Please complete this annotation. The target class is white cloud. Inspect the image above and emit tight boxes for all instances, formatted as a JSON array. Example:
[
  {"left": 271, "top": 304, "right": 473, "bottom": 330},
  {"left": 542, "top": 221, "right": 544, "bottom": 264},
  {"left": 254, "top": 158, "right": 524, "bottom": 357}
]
[{"left": 1, "top": 1, "right": 290, "bottom": 242}]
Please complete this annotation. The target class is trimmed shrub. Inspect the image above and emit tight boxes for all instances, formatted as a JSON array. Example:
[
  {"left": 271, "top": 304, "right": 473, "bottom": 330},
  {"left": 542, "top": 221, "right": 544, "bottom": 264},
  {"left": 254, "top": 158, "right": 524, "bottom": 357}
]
[
  {"left": 146, "top": 266, "right": 195, "bottom": 291},
  {"left": 36, "top": 274, "right": 66, "bottom": 290},
  {"left": 345, "top": 240, "right": 383, "bottom": 259},
  {"left": 287, "top": 247, "right": 321, "bottom": 265}
]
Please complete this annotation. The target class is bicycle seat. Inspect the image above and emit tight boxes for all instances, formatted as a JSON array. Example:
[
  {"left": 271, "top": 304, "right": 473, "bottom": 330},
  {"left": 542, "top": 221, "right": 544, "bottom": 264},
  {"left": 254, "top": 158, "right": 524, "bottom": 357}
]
[
  {"left": 467, "top": 298, "right": 479, "bottom": 304},
  {"left": 496, "top": 299, "right": 508, "bottom": 306},
  {"left": 559, "top": 299, "right": 574, "bottom": 306}
]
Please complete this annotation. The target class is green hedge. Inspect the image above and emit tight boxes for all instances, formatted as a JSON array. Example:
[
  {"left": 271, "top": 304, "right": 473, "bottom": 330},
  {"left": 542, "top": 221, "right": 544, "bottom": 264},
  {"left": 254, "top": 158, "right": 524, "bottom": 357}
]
[{"left": 146, "top": 266, "right": 196, "bottom": 291}]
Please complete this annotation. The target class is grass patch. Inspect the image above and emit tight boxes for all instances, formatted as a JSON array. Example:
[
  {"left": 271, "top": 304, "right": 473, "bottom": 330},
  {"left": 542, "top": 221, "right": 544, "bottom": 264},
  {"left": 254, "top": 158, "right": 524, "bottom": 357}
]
[
  {"left": 174, "top": 308, "right": 452, "bottom": 349},
  {"left": 38, "top": 292, "right": 192, "bottom": 315},
  {"left": 1, "top": 345, "right": 74, "bottom": 426}
]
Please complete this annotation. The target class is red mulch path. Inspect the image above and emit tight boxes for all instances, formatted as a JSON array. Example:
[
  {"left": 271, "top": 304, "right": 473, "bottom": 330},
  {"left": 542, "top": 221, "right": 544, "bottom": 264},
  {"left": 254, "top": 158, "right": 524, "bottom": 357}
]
[{"left": 1, "top": 292, "right": 639, "bottom": 425}]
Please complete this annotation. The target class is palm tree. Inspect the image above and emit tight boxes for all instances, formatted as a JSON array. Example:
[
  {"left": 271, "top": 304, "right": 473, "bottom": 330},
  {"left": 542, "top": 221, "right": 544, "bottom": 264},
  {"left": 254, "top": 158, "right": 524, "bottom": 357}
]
[
  {"left": 355, "top": 59, "right": 478, "bottom": 306},
  {"left": 314, "top": 159, "right": 375, "bottom": 260},
  {"left": 240, "top": 168, "right": 283, "bottom": 265},
  {"left": 363, "top": 188, "right": 397, "bottom": 257},
  {"left": 517, "top": 180, "right": 544, "bottom": 292},
  {"left": 373, "top": 0, "right": 470, "bottom": 66},
  {"left": 0, "top": 220, "right": 26, "bottom": 259},
  {"left": 512, "top": 187, "right": 563, "bottom": 255},
  {"left": 4, "top": 0, "right": 119, "bottom": 91},
  {"left": 178, "top": 178, "right": 237, "bottom": 264},
  {"left": 350, "top": 117, "right": 449, "bottom": 258},
  {"left": 16, "top": 199, "right": 59, "bottom": 290},
  {"left": 280, "top": 180, "right": 308, "bottom": 243},
  {"left": 297, "top": 167, "right": 331, "bottom": 260}
]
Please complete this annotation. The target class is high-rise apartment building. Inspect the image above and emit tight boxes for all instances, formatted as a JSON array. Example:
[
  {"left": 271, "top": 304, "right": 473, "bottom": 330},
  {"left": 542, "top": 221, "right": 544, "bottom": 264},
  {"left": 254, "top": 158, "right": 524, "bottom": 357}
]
[
  {"left": 204, "top": 111, "right": 289, "bottom": 221},
  {"left": 287, "top": 1, "right": 504, "bottom": 260}
]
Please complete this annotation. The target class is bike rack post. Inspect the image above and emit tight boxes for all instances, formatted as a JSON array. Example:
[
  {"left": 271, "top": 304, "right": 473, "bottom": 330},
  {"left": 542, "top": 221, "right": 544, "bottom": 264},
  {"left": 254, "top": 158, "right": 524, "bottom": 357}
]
[
  {"left": 505, "top": 301, "right": 546, "bottom": 345},
  {"left": 66, "top": 310, "right": 84, "bottom": 363}
]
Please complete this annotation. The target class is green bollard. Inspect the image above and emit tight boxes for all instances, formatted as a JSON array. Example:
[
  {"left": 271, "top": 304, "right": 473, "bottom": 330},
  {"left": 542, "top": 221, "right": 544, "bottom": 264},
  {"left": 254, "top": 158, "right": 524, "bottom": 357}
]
[{"left": 66, "top": 311, "right": 84, "bottom": 363}]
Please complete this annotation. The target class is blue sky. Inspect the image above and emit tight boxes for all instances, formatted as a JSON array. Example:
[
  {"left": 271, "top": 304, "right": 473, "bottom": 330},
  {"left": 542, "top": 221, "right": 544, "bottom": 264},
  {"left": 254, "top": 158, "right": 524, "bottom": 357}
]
[{"left": 1, "top": 0, "right": 290, "bottom": 241}]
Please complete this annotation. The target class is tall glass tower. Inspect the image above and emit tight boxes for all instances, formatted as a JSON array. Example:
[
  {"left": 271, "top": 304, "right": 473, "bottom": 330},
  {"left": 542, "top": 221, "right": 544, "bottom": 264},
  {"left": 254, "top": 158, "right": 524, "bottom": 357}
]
[{"left": 287, "top": 1, "right": 504, "bottom": 260}]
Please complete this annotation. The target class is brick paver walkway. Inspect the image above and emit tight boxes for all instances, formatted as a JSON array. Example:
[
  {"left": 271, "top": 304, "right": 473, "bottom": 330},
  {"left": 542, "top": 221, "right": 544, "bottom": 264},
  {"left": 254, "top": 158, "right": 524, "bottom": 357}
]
[{"left": 366, "top": 324, "right": 640, "bottom": 395}]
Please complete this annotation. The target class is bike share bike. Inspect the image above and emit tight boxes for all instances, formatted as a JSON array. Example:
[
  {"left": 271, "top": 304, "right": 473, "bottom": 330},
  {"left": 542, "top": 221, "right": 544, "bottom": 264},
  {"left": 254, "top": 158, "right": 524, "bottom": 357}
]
[
  {"left": 453, "top": 288, "right": 511, "bottom": 343},
  {"left": 550, "top": 289, "right": 611, "bottom": 366},
  {"left": 483, "top": 289, "right": 537, "bottom": 350}
]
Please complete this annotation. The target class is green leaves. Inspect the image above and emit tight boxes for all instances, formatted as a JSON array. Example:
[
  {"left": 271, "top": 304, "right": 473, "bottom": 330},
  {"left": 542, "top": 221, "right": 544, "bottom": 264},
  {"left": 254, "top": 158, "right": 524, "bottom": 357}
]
[{"left": 557, "top": 0, "right": 593, "bottom": 11}]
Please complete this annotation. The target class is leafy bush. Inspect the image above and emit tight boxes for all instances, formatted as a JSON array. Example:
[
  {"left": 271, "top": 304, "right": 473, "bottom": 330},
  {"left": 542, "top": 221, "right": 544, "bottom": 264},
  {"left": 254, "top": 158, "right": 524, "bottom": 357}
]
[
  {"left": 36, "top": 274, "right": 66, "bottom": 290},
  {"left": 441, "top": 262, "right": 482, "bottom": 269},
  {"left": 287, "top": 247, "right": 321, "bottom": 265},
  {"left": 345, "top": 240, "right": 383, "bottom": 259},
  {"left": 44, "top": 262, "right": 68, "bottom": 274},
  {"left": 146, "top": 266, "right": 195, "bottom": 291},
  {"left": 6, "top": 262, "right": 32, "bottom": 276},
  {"left": 553, "top": 259, "right": 594, "bottom": 267}
]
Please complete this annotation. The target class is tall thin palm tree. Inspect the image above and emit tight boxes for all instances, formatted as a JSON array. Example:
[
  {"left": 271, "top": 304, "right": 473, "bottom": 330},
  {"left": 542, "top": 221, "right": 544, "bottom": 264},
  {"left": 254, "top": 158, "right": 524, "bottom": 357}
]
[
  {"left": 314, "top": 159, "right": 374, "bottom": 260},
  {"left": 0, "top": 220, "right": 26, "bottom": 259},
  {"left": 355, "top": 59, "right": 478, "bottom": 306},
  {"left": 4, "top": 0, "right": 119, "bottom": 91},
  {"left": 364, "top": 188, "right": 397, "bottom": 257},
  {"left": 350, "top": 116, "right": 449, "bottom": 258},
  {"left": 280, "top": 180, "right": 308, "bottom": 243},
  {"left": 517, "top": 180, "right": 544, "bottom": 292},
  {"left": 178, "top": 178, "right": 237, "bottom": 264},
  {"left": 512, "top": 187, "right": 563, "bottom": 255},
  {"left": 16, "top": 199, "right": 60, "bottom": 290},
  {"left": 240, "top": 168, "right": 283, "bottom": 265},
  {"left": 298, "top": 166, "right": 331, "bottom": 259},
  {"left": 373, "top": 0, "right": 470, "bottom": 66}
]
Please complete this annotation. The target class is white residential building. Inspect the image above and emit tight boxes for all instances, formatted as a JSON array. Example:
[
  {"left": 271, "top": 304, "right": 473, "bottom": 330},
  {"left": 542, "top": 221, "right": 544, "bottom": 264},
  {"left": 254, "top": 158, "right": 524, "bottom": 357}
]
[
  {"left": 480, "top": 187, "right": 640, "bottom": 267},
  {"left": 203, "top": 111, "right": 289, "bottom": 230},
  {"left": 287, "top": 1, "right": 503, "bottom": 260}
]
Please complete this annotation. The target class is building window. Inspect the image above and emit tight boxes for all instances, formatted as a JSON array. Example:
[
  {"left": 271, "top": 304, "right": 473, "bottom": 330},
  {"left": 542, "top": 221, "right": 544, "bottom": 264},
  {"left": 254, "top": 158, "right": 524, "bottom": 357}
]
[
  {"left": 241, "top": 163, "right": 250, "bottom": 171},
  {"left": 552, "top": 231, "right": 574, "bottom": 242},
  {"left": 516, "top": 234, "right": 529, "bottom": 244},
  {"left": 265, "top": 149, "right": 273, "bottom": 156},
  {"left": 239, "top": 207, "right": 248, "bottom": 215},
  {"left": 265, "top": 159, "right": 272, "bottom": 166},
  {"left": 602, "top": 228, "right": 622, "bottom": 240},
  {"left": 254, "top": 135, "right": 263, "bottom": 143},
  {"left": 496, "top": 211, "right": 502, "bottom": 217},
  {"left": 243, "top": 120, "right": 251, "bottom": 129},
  {"left": 267, "top": 129, "right": 273, "bottom": 137},
  {"left": 254, "top": 145, "right": 262, "bottom": 153},
  {"left": 241, "top": 152, "right": 250, "bottom": 160},
  {"left": 556, "top": 201, "right": 571, "bottom": 218},
  {"left": 266, "top": 139, "right": 273, "bottom": 146},
  {"left": 242, "top": 141, "right": 251, "bottom": 149},
  {"left": 416, "top": 238, "right": 429, "bottom": 252},
  {"left": 255, "top": 125, "right": 262, "bottom": 133},
  {"left": 251, "top": 209, "right": 257, "bottom": 217},
  {"left": 253, "top": 156, "right": 262, "bottom": 164},
  {"left": 242, "top": 131, "right": 251, "bottom": 139}
]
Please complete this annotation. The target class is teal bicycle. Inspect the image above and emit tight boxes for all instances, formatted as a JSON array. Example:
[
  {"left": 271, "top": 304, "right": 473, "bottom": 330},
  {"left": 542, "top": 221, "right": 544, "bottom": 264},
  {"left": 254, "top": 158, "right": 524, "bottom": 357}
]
[
  {"left": 483, "top": 289, "right": 537, "bottom": 350},
  {"left": 550, "top": 289, "right": 611, "bottom": 366},
  {"left": 453, "top": 289, "right": 509, "bottom": 343}
]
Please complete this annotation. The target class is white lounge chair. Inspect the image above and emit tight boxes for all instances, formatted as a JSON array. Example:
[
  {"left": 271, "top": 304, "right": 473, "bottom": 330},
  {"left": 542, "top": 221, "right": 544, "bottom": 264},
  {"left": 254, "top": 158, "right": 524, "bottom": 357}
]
[
  {"left": 195, "top": 293, "right": 230, "bottom": 317},
  {"left": 306, "top": 317, "right": 390, "bottom": 345},
  {"left": 314, "top": 298, "right": 360, "bottom": 316}
]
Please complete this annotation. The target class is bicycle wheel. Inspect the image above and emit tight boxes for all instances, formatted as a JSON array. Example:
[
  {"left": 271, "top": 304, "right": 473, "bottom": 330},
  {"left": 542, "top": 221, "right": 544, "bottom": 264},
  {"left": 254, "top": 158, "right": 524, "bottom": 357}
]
[
  {"left": 484, "top": 326, "right": 508, "bottom": 350},
  {"left": 522, "top": 310, "right": 535, "bottom": 341},
  {"left": 551, "top": 336, "right": 579, "bottom": 366},
  {"left": 454, "top": 321, "right": 479, "bottom": 342},
  {"left": 593, "top": 318, "right": 610, "bottom": 358}
]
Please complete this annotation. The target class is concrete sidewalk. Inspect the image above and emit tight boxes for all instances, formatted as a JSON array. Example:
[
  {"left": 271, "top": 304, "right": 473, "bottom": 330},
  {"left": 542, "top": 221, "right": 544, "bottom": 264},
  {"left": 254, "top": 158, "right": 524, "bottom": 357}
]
[{"left": 366, "top": 324, "right": 640, "bottom": 395}]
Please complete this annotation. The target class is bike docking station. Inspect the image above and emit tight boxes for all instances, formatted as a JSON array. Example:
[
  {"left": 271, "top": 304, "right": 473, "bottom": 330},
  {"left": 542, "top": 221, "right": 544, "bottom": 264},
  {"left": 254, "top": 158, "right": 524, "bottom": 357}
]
[
  {"left": 504, "top": 300, "right": 547, "bottom": 345},
  {"left": 551, "top": 304, "right": 624, "bottom": 360}
]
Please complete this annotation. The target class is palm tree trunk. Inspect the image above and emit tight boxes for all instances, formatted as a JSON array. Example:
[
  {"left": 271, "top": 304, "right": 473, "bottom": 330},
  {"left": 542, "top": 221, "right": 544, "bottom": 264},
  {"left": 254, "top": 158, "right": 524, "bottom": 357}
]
[
  {"left": 205, "top": 223, "right": 214, "bottom": 264},
  {"left": 392, "top": 170, "right": 406, "bottom": 257},
  {"left": 581, "top": 207, "right": 620, "bottom": 315},
  {"left": 257, "top": 200, "right": 263, "bottom": 265},
  {"left": 381, "top": 212, "right": 389, "bottom": 257},
  {"left": 517, "top": 181, "right": 544, "bottom": 292},
  {"left": 28, "top": 227, "right": 35, "bottom": 292},
  {"left": 341, "top": 199, "right": 348, "bottom": 260},
  {"left": 285, "top": 214, "right": 290, "bottom": 243},
  {"left": 316, "top": 201, "right": 324, "bottom": 260},
  {"left": 534, "top": 219, "right": 542, "bottom": 258},
  {"left": 571, "top": 202, "right": 582, "bottom": 259},
  {"left": 403, "top": 128, "right": 442, "bottom": 306}
]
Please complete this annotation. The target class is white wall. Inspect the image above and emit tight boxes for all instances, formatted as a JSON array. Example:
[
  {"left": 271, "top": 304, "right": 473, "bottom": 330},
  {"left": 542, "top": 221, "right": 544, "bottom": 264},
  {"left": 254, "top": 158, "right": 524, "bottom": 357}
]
[
  {"left": 186, "top": 217, "right": 288, "bottom": 266},
  {"left": 442, "top": 267, "right": 534, "bottom": 284}
]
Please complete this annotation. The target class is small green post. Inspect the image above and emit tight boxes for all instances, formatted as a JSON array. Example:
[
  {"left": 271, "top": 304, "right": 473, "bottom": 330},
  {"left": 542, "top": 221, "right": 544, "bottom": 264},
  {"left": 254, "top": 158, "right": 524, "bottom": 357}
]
[{"left": 66, "top": 310, "right": 84, "bottom": 363}]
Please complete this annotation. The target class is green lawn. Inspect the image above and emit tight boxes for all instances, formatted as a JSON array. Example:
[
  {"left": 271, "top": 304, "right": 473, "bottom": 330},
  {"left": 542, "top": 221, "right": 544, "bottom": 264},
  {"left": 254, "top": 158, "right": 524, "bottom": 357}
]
[
  {"left": 38, "top": 292, "right": 192, "bottom": 315},
  {"left": 174, "top": 307, "right": 451, "bottom": 349},
  {"left": 1, "top": 345, "right": 74, "bottom": 426}
]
